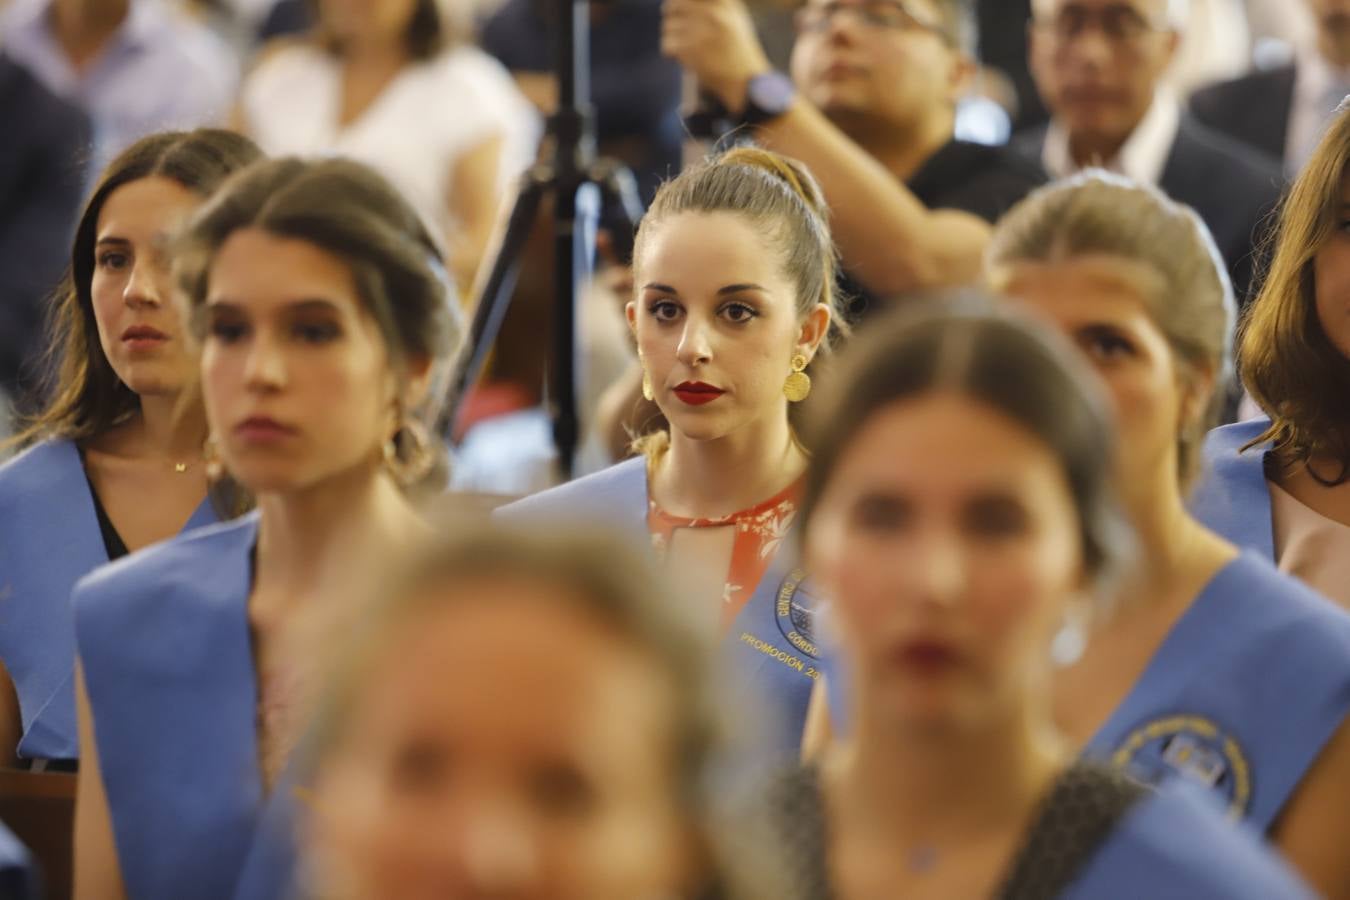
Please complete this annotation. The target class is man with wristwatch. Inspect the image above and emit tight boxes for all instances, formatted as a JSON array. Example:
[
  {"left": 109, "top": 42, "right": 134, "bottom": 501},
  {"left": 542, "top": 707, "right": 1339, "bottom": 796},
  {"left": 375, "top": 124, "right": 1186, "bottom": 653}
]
[{"left": 663, "top": 0, "right": 1045, "bottom": 314}]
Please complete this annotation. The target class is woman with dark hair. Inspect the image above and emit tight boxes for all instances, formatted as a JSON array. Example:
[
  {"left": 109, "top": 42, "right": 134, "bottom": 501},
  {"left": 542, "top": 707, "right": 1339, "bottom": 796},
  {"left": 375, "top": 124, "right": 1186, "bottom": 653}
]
[
  {"left": 787, "top": 300, "right": 1311, "bottom": 899},
  {"left": 501, "top": 146, "right": 846, "bottom": 758},
  {"left": 70, "top": 156, "right": 462, "bottom": 900},
  {"left": 0, "top": 128, "right": 262, "bottom": 767},
  {"left": 1192, "top": 100, "right": 1350, "bottom": 610},
  {"left": 238, "top": 0, "right": 538, "bottom": 293},
  {"left": 298, "top": 521, "right": 797, "bottom": 900}
]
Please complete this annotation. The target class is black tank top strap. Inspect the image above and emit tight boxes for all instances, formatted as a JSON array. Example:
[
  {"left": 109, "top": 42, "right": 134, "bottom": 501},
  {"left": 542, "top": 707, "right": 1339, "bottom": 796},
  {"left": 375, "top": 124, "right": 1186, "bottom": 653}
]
[
  {"left": 994, "top": 760, "right": 1150, "bottom": 900},
  {"left": 77, "top": 448, "right": 130, "bottom": 561}
]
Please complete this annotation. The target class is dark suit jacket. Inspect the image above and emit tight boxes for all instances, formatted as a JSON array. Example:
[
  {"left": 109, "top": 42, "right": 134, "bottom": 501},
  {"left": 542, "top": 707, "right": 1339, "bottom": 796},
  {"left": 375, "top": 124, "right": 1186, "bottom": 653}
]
[
  {"left": 0, "top": 55, "right": 91, "bottom": 399},
  {"left": 1012, "top": 115, "right": 1284, "bottom": 307},
  {"left": 1189, "top": 65, "right": 1296, "bottom": 166}
]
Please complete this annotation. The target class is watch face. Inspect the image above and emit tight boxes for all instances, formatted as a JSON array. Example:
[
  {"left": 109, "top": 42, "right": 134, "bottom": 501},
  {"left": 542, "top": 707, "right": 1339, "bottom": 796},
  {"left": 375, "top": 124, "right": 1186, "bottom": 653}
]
[{"left": 748, "top": 72, "right": 796, "bottom": 117}]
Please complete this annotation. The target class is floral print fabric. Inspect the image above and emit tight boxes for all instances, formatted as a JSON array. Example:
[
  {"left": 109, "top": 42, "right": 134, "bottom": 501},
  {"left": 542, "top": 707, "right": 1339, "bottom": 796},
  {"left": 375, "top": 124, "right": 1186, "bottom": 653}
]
[{"left": 647, "top": 478, "right": 802, "bottom": 631}]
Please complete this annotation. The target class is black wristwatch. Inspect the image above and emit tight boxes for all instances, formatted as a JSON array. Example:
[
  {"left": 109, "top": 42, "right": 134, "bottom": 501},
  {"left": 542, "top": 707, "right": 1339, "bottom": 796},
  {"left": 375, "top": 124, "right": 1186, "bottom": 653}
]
[
  {"left": 741, "top": 70, "right": 797, "bottom": 126},
  {"left": 683, "top": 71, "right": 797, "bottom": 140}
]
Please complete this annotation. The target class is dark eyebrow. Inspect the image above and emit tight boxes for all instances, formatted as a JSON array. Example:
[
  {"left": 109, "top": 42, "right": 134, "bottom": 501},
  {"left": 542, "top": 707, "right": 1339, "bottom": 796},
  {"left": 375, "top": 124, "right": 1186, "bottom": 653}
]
[
  {"left": 286, "top": 299, "right": 343, "bottom": 315},
  {"left": 1073, "top": 320, "right": 1129, "bottom": 334},
  {"left": 95, "top": 237, "right": 131, "bottom": 248},
  {"left": 718, "top": 283, "right": 768, "bottom": 296},
  {"left": 205, "top": 298, "right": 344, "bottom": 315},
  {"left": 640, "top": 282, "right": 770, "bottom": 296}
]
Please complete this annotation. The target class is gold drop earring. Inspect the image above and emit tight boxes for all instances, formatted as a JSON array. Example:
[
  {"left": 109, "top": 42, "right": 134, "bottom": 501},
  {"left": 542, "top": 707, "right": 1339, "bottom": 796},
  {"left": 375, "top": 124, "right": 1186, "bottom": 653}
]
[
  {"left": 783, "top": 354, "right": 811, "bottom": 402},
  {"left": 639, "top": 351, "right": 655, "bottom": 402}
]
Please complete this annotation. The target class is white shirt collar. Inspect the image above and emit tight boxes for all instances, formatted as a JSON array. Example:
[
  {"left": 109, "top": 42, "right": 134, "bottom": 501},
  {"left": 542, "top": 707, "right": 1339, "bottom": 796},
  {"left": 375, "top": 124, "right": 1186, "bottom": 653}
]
[
  {"left": 1286, "top": 51, "right": 1350, "bottom": 173},
  {"left": 1042, "top": 89, "right": 1181, "bottom": 186},
  {"left": 1293, "top": 50, "right": 1347, "bottom": 106}
]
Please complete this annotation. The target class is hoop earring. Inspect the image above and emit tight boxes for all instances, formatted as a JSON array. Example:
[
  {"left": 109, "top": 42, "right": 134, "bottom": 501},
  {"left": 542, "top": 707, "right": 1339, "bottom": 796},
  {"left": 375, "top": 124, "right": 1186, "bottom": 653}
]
[
  {"left": 383, "top": 417, "right": 436, "bottom": 486},
  {"left": 783, "top": 354, "right": 811, "bottom": 402},
  {"left": 203, "top": 434, "right": 225, "bottom": 482}
]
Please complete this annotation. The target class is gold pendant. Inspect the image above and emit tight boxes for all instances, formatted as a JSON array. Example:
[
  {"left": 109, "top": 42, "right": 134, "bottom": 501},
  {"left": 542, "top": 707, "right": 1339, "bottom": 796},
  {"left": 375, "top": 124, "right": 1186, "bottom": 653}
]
[{"left": 175, "top": 462, "right": 188, "bottom": 473}]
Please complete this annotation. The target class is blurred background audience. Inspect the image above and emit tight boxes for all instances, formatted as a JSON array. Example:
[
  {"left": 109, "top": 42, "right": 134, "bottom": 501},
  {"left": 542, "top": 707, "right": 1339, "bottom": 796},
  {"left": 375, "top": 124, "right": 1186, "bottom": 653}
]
[
  {"left": 1, "top": 0, "right": 237, "bottom": 170},
  {"left": 236, "top": 0, "right": 539, "bottom": 296}
]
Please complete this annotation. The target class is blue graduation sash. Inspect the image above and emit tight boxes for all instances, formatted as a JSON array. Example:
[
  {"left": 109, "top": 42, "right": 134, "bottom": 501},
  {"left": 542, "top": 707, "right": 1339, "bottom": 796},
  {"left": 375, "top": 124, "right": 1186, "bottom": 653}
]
[
  {"left": 0, "top": 439, "right": 217, "bottom": 760},
  {"left": 1190, "top": 417, "right": 1275, "bottom": 560},
  {"left": 821, "top": 551, "right": 1350, "bottom": 833},
  {"left": 75, "top": 513, "right": 292, "bottom": 900},
  {"left": 499, "top": 459, "right": 822, "bottom": 757},
  {"left": 1064, "top": 784, "right": 1313, "bottom": 899},
  {"left": 1086, "top": 552, "right": 1350, "bottom": 832}
]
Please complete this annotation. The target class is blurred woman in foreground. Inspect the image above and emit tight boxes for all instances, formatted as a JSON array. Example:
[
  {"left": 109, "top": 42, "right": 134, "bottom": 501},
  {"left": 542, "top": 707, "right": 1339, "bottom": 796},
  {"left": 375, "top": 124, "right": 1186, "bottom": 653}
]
[{"left": 298, "top": 522, "right": 791, "bottom": 900}]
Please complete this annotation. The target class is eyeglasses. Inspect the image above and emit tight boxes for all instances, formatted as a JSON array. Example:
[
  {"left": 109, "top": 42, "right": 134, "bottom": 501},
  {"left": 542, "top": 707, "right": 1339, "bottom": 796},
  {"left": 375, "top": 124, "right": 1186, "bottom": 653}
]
[
  {"left": 1034, "top": 3, "right": 1170, "bottom": 46},
  {"left": 795, "top": 0, "right": 950, "bottom": 40}
]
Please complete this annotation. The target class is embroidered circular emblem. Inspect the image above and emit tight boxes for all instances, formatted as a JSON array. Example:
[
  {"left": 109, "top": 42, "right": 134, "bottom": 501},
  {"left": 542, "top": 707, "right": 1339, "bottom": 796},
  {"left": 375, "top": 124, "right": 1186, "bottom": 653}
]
[
  {"left": 1110, "top": 715, "right": 1252, "bottom": 818},
  {"left": 776, "top": 569, "right": 820, "bottom": 660}
]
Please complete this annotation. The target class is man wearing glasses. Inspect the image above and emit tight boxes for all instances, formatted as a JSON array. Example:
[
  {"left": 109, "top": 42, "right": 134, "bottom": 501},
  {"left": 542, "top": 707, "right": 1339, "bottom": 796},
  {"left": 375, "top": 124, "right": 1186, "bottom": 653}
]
[
  {"left": 1017, "top": 0, "right": 1282, "bottom": 305},
  {"left": 664, "top": 0, "right": 1045, "bottom": 314}
]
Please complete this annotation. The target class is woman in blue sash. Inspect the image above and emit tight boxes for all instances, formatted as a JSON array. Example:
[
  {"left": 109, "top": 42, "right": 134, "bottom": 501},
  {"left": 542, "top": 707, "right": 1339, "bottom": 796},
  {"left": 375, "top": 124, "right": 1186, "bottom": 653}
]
[
  {"left": 1191, "top": 102, "right": 1350, "bottom": 609},
  {"left": 297, "top": 522, "right": 794, "bottom": 900},
  {"left": 0, "top": 129, "right": 261, "bottom": 766},
  {"left": 983, "top": 173, "right": 1350, "bottom": 896},
  {"left": 786, "top": 301, "right": 1310, "bottom": 899},
  {"left": 502, "top": 147, "right": 843, "bottom": 756},
  {"left": 71, "top": 157, "right": 460, "bottom": 900}
]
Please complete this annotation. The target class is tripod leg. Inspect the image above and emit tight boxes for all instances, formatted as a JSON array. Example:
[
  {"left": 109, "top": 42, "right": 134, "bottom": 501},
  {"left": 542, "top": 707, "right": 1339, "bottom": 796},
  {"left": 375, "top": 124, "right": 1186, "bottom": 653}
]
[
  {"left": 437, "top": 171, "right": 549, "bottom": 438},
  {"left": 583, "top": 160, "right": 644, "bottom": 263},
  {"left": 549, "top": 178, "right": 604, "bottom": 481}
]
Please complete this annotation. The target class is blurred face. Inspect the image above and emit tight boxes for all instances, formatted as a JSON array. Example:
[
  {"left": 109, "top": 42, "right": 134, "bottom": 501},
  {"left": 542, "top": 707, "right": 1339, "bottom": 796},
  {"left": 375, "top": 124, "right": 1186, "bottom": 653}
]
[
  {"left": 1308, "top": 0, "right": 1350, "bottom": 68},
  {"left": 790, "top": 0, "right": 966, "bottom": 134},
  {"left": 628, "top": 212, "right": 827, "bottom": 444},
  {"left": 1000, "top": 257, "right": 1194, "bottom": 507},
  {"left": 201, "top": 229, "right": 402, "bottom": 495},
  {"left": 308, "top": 580, "right": 692, "bottom": 900},
  {"left": 807, "top": 393, "right": 1085, "bottom": 731},
  {"left": 1029, "top": 0, "right": 1178, "bottom": 150},
  {"left": 89, "top": 176, "right": 201, "bottom": 398},
  {"left": 1315, "top": 173, "right": 1350, "bottom": 360},
  {"left": 319, "top": 0, "right": 419, "bottom": 46}
]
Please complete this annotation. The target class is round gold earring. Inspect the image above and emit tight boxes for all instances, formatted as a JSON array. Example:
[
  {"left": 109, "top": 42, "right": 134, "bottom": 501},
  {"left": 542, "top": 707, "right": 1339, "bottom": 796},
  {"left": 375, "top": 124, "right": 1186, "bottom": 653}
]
[{"left": 783, "top": 354, "right": 811, "bottom": 402}]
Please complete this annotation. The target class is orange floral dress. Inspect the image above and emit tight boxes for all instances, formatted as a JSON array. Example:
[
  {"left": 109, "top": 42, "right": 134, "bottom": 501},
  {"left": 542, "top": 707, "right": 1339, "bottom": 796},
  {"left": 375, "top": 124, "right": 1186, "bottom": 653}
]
[{"left": 647, "top": 478, "right": 803, "bottom": 632}]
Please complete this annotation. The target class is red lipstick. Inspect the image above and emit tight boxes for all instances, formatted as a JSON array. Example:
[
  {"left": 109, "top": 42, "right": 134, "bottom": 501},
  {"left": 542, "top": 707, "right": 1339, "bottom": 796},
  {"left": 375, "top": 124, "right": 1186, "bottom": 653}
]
[
  {"left": 121, "top": 324, "right": 168, "bottom": 352},
  {"left": 891, "top": 639, "right": 962, "bottom": 677},
  {"left": 673, "top": 381, "right": 725, "bottom": 406},
  {"left": 234, "top": 416, "right": 297, "bottom": 444}
]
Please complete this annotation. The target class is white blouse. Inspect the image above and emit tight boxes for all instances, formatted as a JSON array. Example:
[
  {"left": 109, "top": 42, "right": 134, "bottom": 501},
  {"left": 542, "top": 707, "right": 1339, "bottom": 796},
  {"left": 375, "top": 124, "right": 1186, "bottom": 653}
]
[{"left": 241, "top": 41, "right": 539, "bottom": 240}]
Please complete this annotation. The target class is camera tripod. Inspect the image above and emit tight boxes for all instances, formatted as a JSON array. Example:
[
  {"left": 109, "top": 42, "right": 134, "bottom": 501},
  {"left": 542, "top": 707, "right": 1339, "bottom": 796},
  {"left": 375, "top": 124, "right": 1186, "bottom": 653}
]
[{"left": 437, "top": 0, "right": 644, "bottom": 480}]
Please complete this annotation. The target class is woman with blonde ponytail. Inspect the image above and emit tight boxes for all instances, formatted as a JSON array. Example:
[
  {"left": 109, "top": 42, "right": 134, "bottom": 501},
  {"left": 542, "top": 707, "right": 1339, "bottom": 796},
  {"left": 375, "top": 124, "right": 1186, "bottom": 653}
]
[{"left": 501, "top": 148, "right": 846, "bottom": 756}]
